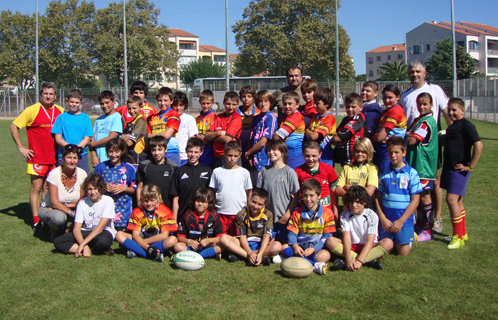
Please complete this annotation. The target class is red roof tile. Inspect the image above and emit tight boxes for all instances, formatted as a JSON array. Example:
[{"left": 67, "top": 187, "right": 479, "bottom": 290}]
[
  {"left": 367, "top": 43, "right": 406, "bottom": 53},
  {"left": 167, "top": 28, "right": 198, "bottom": 38},
  {"left": 199, "top": 45, "right": 225, "bottom": 52}
]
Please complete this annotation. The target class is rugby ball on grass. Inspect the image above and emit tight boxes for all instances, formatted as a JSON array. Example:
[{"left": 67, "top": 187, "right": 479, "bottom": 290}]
[
  {"left": 281, "top": 257, "right": 313, "bottom": 278},
  {"left": 173, "top": 251, "right": 205, "bottom": 271}
]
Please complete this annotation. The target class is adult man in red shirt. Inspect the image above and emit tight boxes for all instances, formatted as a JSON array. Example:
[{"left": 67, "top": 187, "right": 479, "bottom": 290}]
[{"left": 10, "top": 82, "right": 65, "bottom": 233}]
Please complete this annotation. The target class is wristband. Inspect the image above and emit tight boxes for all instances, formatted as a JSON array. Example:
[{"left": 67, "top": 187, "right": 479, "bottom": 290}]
[
  {"left": 467, "top": 166, "right": 472, "bottom": 171},
  {"left": 187, "top": 239, "right": 191, "bottom": 247},
  {"left": 356, "top": 259, "right": 364, "bottom": 264}
]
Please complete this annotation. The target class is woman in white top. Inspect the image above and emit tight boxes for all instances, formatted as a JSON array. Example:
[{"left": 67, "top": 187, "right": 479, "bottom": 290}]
[
  {"left": 54, "top": 173, "right": 116, "bottom": 257},
  {"left": 39, "top": 144, "right": 87, "bottom": 241}
]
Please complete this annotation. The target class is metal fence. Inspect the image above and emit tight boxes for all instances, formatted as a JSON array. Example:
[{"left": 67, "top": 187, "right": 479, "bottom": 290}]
[{"left": 1, "top": 77, "right": 497, "bottom": 122}]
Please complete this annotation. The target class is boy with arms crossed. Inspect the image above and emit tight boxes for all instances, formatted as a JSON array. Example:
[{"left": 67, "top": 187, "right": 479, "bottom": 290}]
[
  {"left": 52, "top": 89, "right": 93, "bottom": 173},
  {"left": 220, "top": 187, "right": 282, "bottom": 265},
  {"left": 195, "top": 90, "right": 217, "bottom": 167}
]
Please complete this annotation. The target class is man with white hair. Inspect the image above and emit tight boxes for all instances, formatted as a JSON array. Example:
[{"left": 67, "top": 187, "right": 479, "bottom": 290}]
[{"left": 401, "top": 61, "right": 452, "bottom": 234}]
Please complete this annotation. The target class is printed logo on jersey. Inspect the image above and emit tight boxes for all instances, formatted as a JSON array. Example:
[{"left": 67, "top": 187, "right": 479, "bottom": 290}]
[
  {"left": 400, "top": 177, "right": 408, "bottom": 189},
  {"left": 257, "top": 222, "right": 264, "bottom": 228},
  {"left": 181, "top": 173, "right": 189, "bottom": 180},
  {"left": 200, "top": 172, "right": 209, "bottom": 179},
  {"left": 163, "top": 171, "right": 170, "bottom": 177},
  {"left": 318, "top": 217, "right": 324, "bottom": 225}
]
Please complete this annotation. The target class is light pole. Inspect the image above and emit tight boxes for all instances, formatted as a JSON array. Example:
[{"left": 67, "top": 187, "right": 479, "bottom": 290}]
[
  {"left": 225, "top": 0, "right": 229, "bottom": 92},
  {"left": 335, "top": 0, "right": 339, "bottom": 116},
  {"left": 123, "top": 0, "right": 128, "bottom": 100},
  {"left": 35, "top": 0, "right": 39, "bottom": 100},
  {"left": 451, "top": 0, "right": 457, "bottom": 97}
]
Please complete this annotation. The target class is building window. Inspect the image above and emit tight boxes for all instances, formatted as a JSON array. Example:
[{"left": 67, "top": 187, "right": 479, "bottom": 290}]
[
  {"left": 413, "top": 45, "right": 422, "bottom": 54},
  {"left": 398, "top": 54, "right": 403, "bottom": 60},
  {"left": 368, "top": 70, "right": 373, "bottom": 77},
  {"left": 214, "top": 56, "right": 226, "bottom": 63},
  {"left": 179, "top": 56, "right": 197, "bottom": 65},
  {"left": 368, "top": 57, "right": 373, "bottom": 64},
  {"left": 179, "top": 42, "right": 196, "bottom": 50},
  {"left": 468, "top": 40, "right": 478, "bottom": 52},
  {"left": 377, "top": 56, "right": 381, "bottom": 61},
  {"left": 426, "top": 44, "right": 431, "bottom": 51},
  {"left": 387, "top": 55, "right": 391, "bottom": 60},
  {"left": 457, "top": 41, "right": 465, "bottom": 48}
]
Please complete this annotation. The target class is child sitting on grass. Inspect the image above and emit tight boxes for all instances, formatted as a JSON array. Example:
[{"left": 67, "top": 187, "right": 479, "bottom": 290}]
[
  {"left": 115, "top": 184, "right": 178, "bottom": 262},
  {"left": 174, "top": 188, "right": 224, "bottom": 260},
  {"left": 220, "top": 187, "right": 282, "bottom": 266},
  {"left": 53, "top": 173, "right": 116, "bottom": 257},
  {"left": 327, "top": 186, "right": 393, "bottom": 271},
  {"left": 283, "top": 179, "right": 335, "bottom": 275}
]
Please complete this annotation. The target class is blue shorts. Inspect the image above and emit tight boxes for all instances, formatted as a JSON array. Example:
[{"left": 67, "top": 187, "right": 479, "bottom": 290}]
[
  {"left": 440, "top": 168, "right": 471, "bottom": 196},
  {"left": 420, "top": 180, "right": 434, "bottom": 191},
  {"left": 379, "top": 224, "right": 414, "bottom": 245},
  {"left": 272, "top": 223, "right": 289, "bottom": 243},
  {"left": 248, "top": 241, "right": 262, "bottom": 251}
]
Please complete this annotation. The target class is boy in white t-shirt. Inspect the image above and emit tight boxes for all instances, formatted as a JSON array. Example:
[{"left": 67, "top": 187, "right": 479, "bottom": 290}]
[
  {"left": 209, "top": 141, "right": 252, "bottom": 236},
  {"left": 173, "top": 91, "right": 198, "bottom": 167},
  {"left": 326, "top": 185, "right": 393, "bottom": 271}
]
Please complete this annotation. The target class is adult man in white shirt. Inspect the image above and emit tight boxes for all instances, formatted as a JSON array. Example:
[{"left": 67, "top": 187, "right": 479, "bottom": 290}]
[{"left": 400, "top": 61, "right": 453, "bottom": 233}]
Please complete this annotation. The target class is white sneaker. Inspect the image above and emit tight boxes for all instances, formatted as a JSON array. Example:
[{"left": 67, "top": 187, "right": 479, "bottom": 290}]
[
  {"left": 433, "top": 218, "right": 443, "bottom": 233},
  {"left": 272, "top": 254, "right": 283, "bottom": 264},
  {"left": 313, "top": 262, "right": 327, "bottom": 275}
]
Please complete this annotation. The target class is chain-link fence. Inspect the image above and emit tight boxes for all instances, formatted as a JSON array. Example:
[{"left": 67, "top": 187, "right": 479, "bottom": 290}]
[{"left": 2, "top": 77, "right": 497, "bottom": 122}]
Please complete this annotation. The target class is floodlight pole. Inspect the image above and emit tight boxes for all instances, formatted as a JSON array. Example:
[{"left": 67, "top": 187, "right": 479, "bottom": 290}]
[
  {"left": 35, "top": 0, "right": 39, "bottom": 100},
  {"left": 335, "top": 0, "right": 339, "bottom": 116},
  {"left": 451, "top": 0, "right": 457, "bottom": 97},
  {"left": 123, "top": 0, "right": 128, "bottom": 100},
  {"left": 225, "top": 0, "right": 229, "bottom": 92}
]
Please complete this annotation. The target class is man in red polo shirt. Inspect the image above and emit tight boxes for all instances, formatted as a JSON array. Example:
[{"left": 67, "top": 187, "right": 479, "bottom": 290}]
[{"left": 10, "top": 82, "right": 65, "bottom": 233}]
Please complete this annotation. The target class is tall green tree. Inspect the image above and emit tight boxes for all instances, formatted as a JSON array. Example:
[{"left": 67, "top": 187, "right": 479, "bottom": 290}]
[
  {"left": 376, "top": 61, "right": 409, "bottom": 81},
  {"left": 94, "top": 0, "right": 179, "bottom": 87},
  {"left": 180, "top": 59, "right": 226, "bottom": 87},
  {"left": 233, "top": 0, "right": 354, "bottom": 81},
  {"left": 426, "top": 37, "right": 477, "bottom": 80},
  {"left": 39, "top": 0, "right": 96, "bottom": 88},
  {"left": 0, "top": 11, "right": 36, "bottom": 89}
]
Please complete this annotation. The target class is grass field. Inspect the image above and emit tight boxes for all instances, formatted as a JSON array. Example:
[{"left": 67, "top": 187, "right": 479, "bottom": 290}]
[{"left": 1, "top": 119, "right": 498, "bottom": 319}]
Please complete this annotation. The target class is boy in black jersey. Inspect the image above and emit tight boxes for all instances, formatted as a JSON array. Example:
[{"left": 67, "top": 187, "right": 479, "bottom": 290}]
[
  {"left": 219, "top": 188, "right": 283, "bottom": 266},
  {"left": 173, "top": 188, "right": 224, "bottom": 259}
]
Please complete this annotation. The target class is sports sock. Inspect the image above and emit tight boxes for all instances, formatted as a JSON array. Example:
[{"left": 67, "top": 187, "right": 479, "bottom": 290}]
[
  {"left": 461, "top": 209, "right": 466, "bottom": 236},
  {"left": 200, "top": 247, "right": 217, "bottom": 259},
  {"left": 33, "top": 216, "right": 40, "bottom": 225},
  {"left": 122, "top": 239, "right": 148, "bottom": 258},
  {"left": 364, "top": 246, "right": 388, "bottom": 262},
  {"left": 423, "top": 204, "right": 433, "bottom": 233},
  {"left": 451, "top": 213, "right": 465, "bottom": 239},
  {"left": 330, "top": 243, "right": 358, "bottom": 260},
  {"left": 282, "top": 247, "right": 294, "bottom": 259}
]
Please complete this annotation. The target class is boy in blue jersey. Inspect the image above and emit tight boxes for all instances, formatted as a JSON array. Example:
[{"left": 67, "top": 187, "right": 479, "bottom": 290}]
[
  {"left": 52, "top": 89, "right": 93, "bottom": 173},
  {"left": 360, "top": 81, "right": 382, "bottom": 139},
  {"left": 376, "top": 136, "right": 422, "bottom": 256}
]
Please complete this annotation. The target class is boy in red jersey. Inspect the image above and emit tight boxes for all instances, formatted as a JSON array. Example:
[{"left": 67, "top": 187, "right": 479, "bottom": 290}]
[
  {"left": 10, "top": 82, "right": 65, "bottom": 233},
  {"left": 205, "top": 91, "right": 242, "bottom": 169},
  {"left": 115, "top": 81, "right": 158, "bottom": 132},
  {"left": 295, "top": 141, "right": 338, "bottom": 220}
]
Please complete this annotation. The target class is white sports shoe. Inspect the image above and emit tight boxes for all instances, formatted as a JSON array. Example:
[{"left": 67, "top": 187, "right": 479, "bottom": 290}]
[
  {"left": 313, "top": 262, "right": 327, "bottom": 275},
  {"left": 272, "top": 254, "right": 283, "bottom": 264}
]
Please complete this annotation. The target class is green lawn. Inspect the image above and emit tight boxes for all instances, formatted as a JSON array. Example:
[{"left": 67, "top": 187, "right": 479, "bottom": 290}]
[{"left": 1, "top": 119, "right": 498, "bottom": 319}]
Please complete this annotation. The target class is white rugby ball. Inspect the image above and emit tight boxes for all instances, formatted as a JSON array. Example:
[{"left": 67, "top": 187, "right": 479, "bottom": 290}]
[
  {"left": 173, "top": 251, "right": 205, "bottom": 271},
  {"left": 281, "top": 257, "right": 313, "bottom": 279}
]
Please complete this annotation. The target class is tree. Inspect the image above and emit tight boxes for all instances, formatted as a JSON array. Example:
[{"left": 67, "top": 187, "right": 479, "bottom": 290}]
[
  {"left": 233, "top": 0, "right": 354, "bottom": 81},
  {"left": 180, "top": 59, "right": 226, "bottom": 87},
  {"left": 355, "top": 74, "right": 366, "bottom": 82},
  {"left": 0, "top": 11, "right": 36, "bottom": 89},
  {"left": 39, "top": 0, "right": 96, "bottom": 88},
  {"left": 376, "top": 61, "right": 409, "bottom": 81},
  {"left": 426, "top": 37, "right": 477, "bottom": 80},
  {"left": 94, "top": 0, "right": 179, "bottom": 87}
]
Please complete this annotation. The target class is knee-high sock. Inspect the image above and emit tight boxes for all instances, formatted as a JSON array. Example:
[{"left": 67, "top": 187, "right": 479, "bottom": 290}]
[
  {"left": 122, "top": 239, "right": 147, "bottom": 258},
  {"left": 365, "top": 245, "right": 388, "bottom": 262},
  {"left": 423, "top": 204, "right": 433, "bottom": 233},
  {"left": 451, "top": 213, "right": 465, "bottom": 239},
  {"left": 200, "top": 247, "right": 217, "bottom": 259},
  {"left": 330, "top": 243, "right": 358, "bottom": 260},
  {"left": 461, "top": 209, "right": 466, "bottom": 235},
  {"left": 282, "top": 247, "right": 315, "bottom": 265}
]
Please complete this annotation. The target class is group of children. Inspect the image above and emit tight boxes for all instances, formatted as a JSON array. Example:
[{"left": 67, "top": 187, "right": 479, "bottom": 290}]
[{"left": 47, "top": 78, "right": 482, "bottom": 274}]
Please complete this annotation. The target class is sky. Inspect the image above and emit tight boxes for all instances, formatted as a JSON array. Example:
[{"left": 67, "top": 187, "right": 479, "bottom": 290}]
[{"left": 1, "top": 0, "right": 497, "bottom": 76}]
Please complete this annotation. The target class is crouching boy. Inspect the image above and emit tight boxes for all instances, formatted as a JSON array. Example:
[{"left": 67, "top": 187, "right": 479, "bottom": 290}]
[
  {"left": 282, "top": 179, "right": 335, "bottom": 275},
  {"left": 220, "top": 187, "right": 282, "bottom": 266},
  {"left": 327, "top": 186, "right": 393, "bottom": 271}
]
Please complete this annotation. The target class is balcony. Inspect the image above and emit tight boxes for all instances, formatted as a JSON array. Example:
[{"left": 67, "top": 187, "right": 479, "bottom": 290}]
[{"left": 488, "top": 49, "right": 498, "bottom": 56}]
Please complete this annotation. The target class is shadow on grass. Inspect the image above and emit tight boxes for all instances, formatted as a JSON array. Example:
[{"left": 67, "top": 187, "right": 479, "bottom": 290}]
[{"left": 0, "top": 202, "right": 32, "bottom": 226}]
